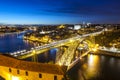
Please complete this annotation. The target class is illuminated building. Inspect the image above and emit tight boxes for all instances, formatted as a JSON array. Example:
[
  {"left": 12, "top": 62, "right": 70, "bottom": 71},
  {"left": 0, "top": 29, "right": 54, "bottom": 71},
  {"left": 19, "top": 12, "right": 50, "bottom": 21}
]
[
  {"left": 74, "top": 25, "right": 81, "bottom": 30},
  {"left": 0, "top": 54, "right": 66, "bottom": 80}
]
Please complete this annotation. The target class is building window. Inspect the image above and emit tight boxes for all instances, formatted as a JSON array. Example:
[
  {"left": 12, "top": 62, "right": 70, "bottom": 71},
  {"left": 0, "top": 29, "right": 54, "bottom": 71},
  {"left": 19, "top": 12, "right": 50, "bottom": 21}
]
[
  {"left": 39, "top": 74, "right": 42, "bottom": 78},
  {"left": 9, "top": 68, "right": 12, "bottom": 72},
  {"left": 17, "top": 70, "right": 20, "bottom": 74},
  {"left": 54, "top": 76, "right": 57, "bottom": 80},
  {"left": 26, "top": 71, "right": 28, "bottom": 76}
]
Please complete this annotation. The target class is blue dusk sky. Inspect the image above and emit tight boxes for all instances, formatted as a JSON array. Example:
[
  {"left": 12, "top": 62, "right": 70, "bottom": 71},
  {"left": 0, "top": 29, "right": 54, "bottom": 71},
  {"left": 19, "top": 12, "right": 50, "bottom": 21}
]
[{"left": 0, "top": 0, "right": 120, "bottom": 24}]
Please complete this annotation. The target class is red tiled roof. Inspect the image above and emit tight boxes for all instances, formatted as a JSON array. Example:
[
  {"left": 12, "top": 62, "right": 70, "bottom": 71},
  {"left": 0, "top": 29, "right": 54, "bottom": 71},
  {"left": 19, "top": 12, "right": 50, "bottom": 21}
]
[{"left": 0, "top": 54, "right": 66, "bottom": 75}]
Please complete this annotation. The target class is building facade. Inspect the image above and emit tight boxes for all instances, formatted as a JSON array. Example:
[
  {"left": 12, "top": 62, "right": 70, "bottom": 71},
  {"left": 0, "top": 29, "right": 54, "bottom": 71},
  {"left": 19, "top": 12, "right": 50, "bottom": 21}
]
[{"left": 0, "top": 54, "right": 66, "bottom": 80}]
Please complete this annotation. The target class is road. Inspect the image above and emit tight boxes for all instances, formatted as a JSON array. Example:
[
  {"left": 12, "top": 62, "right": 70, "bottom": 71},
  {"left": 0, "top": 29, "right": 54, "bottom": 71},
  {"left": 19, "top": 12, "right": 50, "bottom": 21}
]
[{"left": 56, "top": 39, "right": 83, "bottom": 66}]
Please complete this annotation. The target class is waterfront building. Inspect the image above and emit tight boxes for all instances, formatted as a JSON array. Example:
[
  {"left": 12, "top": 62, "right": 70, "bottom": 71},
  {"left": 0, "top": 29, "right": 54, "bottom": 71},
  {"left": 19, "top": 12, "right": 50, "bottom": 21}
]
[{"left": 0, "top": 54, "right": 66, "bottom": 80}]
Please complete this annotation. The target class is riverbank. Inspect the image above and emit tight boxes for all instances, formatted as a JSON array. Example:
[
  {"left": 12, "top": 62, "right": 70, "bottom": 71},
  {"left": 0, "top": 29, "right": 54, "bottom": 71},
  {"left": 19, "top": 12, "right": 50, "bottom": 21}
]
[
  {"left": 0, "top": 31, "right": 26, "bottom": 36},
  {"left": 90, "top": 50, "right": 120, "bottom": 57},
  {"left": 95, "top": 29, "right": 120, "bottom": 48},
  {"left": 24, "top": 35, "right": 53, "bottom": 44},
  {"left": 0, "top": 31, "right": 35, "bottom": 53}
]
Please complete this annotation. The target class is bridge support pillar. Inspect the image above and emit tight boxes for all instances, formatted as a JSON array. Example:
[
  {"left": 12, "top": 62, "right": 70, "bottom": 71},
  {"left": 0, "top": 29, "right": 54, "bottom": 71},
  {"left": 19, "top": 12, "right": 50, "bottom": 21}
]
[{"left": 32, "top": 50, "right": 38, "bottom": 62}]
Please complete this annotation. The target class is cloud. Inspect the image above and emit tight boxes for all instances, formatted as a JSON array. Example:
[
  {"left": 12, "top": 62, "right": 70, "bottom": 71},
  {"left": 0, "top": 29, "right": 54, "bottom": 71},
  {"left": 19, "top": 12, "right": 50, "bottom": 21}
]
[
  {"left": 32, "top": 0, "right": 120, "bottom": 17},
  {"left": 0, "top": 0, "right": 120, "bottom": 23}
]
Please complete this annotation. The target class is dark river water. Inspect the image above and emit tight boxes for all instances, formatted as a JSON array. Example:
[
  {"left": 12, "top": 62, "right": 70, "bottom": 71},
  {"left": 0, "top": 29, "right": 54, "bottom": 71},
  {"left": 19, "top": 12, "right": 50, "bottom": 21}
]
[
  {"left": 0, "top": 33, "right": 120, "bottom": 80},
  {"left": 0, "top": 32, "right": 34, "bottom": 53},
  {"left": 68, "top": 54, "right": 120, "bottom": 80}
]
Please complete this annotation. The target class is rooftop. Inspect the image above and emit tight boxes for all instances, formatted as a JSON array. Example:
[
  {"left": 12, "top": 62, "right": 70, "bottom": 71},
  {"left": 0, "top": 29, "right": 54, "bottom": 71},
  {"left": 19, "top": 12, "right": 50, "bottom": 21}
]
[{"left": 0, "top": 54, "right": 67, "bottom": 75}]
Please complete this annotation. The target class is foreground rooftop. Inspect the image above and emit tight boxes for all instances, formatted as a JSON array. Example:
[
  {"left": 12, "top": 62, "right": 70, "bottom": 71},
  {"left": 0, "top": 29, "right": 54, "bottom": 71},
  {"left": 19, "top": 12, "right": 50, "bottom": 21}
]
[{"left": 0, "top": 54, "right": 67, "bottom": 75}]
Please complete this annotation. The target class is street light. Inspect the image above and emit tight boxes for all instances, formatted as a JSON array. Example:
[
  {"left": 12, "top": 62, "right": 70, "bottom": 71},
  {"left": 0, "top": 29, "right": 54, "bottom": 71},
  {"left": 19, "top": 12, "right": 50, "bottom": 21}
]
[
  {"left": 59, "top": 62, "right": 62, "bottom": 66},
  {"left": 11, "top": 76, "right": 19, "bottom": 80},
  {"left": 92, "top": 48, "right": 97, "bottom": 52},
  {"left": 69, "top": 39, "right": 73, "bottom": 43}
]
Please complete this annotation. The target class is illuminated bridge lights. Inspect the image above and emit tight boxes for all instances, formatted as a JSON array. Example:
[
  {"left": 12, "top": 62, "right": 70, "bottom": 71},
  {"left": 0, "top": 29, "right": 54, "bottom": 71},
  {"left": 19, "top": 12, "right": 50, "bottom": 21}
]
[{"left": 10, "top": 30, "right": 104, "bottom": 60}]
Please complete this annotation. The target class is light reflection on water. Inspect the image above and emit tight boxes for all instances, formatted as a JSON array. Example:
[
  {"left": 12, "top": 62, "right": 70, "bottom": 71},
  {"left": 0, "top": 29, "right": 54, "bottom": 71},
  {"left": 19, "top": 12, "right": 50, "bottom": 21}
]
[
  {"left": 68, "top": 54, "right": 120, "bottom": 80},
  {"left": 81, "top": 54, "right": 100, "bottom": 79}
]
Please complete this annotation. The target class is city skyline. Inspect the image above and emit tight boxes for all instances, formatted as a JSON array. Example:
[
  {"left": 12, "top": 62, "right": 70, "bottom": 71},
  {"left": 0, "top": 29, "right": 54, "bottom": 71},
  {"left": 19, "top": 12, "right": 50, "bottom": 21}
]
[{"left": 0, "top": 0, "right": 120, "bottom": 24}]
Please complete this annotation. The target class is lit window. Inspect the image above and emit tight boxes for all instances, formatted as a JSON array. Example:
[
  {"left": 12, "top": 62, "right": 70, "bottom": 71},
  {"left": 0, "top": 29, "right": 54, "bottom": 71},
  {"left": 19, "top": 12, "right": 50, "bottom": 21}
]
[{"left": 39, "top": 74, "right": 42, "bottom": 78}]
